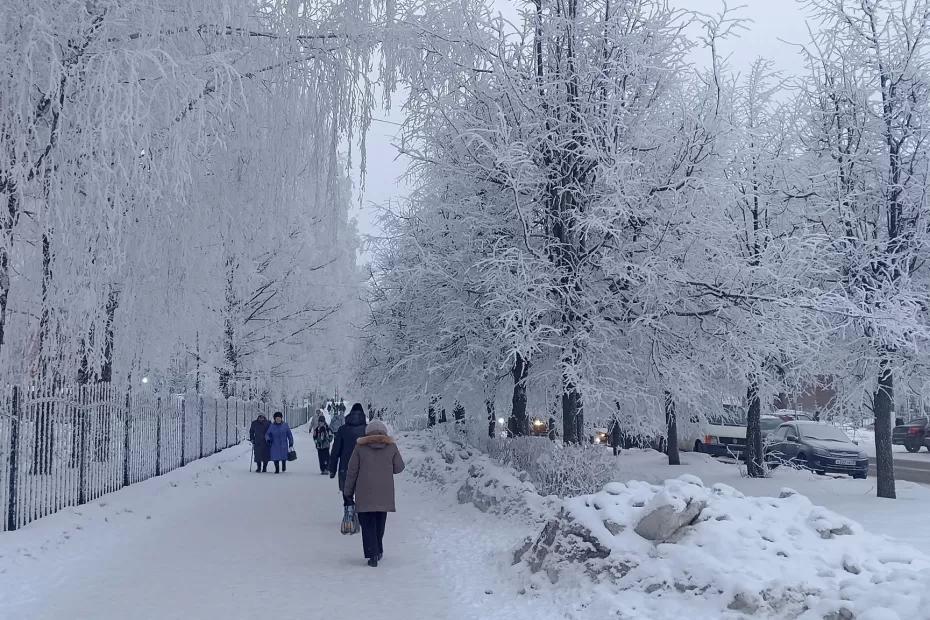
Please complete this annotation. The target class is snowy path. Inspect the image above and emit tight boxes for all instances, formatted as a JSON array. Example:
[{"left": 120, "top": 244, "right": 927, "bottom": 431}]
[{"left": 0, "top": 428, "right": 455, "bottom": 620}]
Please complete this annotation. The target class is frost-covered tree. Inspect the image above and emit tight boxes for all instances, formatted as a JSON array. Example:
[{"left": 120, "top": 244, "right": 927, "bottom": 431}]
[
  {"left": 0, "top": 0, "right": 386, "bottom": 396},
  {"left": 795, "top": 0, "right": 930, "bottom": 498}
]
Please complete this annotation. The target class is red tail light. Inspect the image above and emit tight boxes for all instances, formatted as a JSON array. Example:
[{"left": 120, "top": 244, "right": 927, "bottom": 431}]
[{"left": 908, "top": 427, "right": 923, "bottom": 436}]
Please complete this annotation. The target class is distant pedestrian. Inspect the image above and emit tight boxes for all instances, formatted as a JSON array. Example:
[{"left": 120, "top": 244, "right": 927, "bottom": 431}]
[
  {"left": 313, "top": 414, "right": 334, "bottom": 475},
  {"left": 329, "top": 403, "right": 368, "bottom": 496},
  {"left": 330, "top": 408, "right": 345, "bottom": 435},
  {"left": 343, "top": 420, "right": 405, "bottom": 567},
  {"left": 249, "top": 414, "right": 271, "bottom": 473},
  {"left": 265, "top": 412, "right": 294, "bottom": 473},
  {"left": 608, "top": 417, "right": 622, "bottom": 456}
]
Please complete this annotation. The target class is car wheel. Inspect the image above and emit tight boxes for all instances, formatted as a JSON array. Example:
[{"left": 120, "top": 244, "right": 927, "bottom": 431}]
[
  {"left": 853, "top": 472, "right": 867, "bottom": 479},
  {"left": 694, "top": 441, "right": 703, "bottom": 453},
  {"left": 904, "top": 438, "right": 921, "bottom": 453},
  {"left": 793, "top": 453, "right": 808, "bottom": 471}
]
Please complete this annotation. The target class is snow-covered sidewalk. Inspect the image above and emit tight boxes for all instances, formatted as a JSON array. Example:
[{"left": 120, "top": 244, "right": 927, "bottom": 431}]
[{"left": 0, "top": 428, "right": 453, "bottom": 620}]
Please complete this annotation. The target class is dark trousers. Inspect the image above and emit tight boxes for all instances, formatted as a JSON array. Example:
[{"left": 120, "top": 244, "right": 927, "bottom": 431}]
[
  {"left": 338, "top": 470, "right": 353, "bottom": 506},
  {"left": 256, "top": 461, "right": 268, "bottom": 472},
  {"left": 317, "top": 447, "right": 330, "bottom": 472},
  {"left": 358, "top": 511, "right": 387, "bottom": 559},
  {"left": 273, "top": 460, "right": 287, "bottom": 473}
]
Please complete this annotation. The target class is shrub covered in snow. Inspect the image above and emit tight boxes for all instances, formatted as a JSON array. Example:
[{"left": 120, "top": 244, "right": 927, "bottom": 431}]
[
  {"left": 516, "top": 475, "right": 930, "bottom": 619},
  {"left": 448, "top": 425, "right": 621, "bottom": 497},
  {"left": 402, "top": 430, "right": 557, "bottom": 520}
]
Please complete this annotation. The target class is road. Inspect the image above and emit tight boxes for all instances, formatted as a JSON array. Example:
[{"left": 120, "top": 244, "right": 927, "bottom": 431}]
[{"left": 869, "top": 454, "right": 930, "bottom": 485}]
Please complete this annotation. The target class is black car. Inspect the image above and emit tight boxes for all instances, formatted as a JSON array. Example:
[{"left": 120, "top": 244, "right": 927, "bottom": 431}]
[
  {"left": 892, "top": 417, "right": 928, "bottom": 453},
  {"left": 765, "top": 422, "right": 868, "bottom": 479}
]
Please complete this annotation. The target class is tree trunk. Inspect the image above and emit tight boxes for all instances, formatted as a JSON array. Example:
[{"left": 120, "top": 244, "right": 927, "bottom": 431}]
[
  {"left": 745, "top": 376, "right": 764, "bottom": 477},
  {"left": 510, "top": 353, "right": 530, "bottom": 436},
  {"left": 98, "top": 288, "right": 119, "bottom": 383},
  {"left": 220, "top": 255, "right": 238, "bottom": 398},
  {"left": 873, "top": 358, "right": 896, "bottom": 499},
  {"left": 665, "top": 391, "right": 680, "bottom": 465},
  {"left": 0, "top": 185, "right": 17, "bottom": 361},
  {"left": 486, "top": 398, "right": 495, "bottom": 438},
  {"left": 427, "top": 395, "right": 438, "bottom": 427},
  {"left": 34, "top": 231, "right": 52, "bottom": 378},
  {"left": 562, "top": 380, "right": 583, "bottom": 444},
  {"left": 194, "top": 331, "right": 201, "bottom": 393}
]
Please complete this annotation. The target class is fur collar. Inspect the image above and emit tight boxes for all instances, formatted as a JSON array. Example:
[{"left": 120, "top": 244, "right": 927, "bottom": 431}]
[{"left": 357, "top": 434, "right": 395, "bottom": 446}]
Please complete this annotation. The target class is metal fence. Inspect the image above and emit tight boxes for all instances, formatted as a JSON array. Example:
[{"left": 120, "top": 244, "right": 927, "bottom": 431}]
[{"left": 1, "top": 382, "right": 311, "bottom": 531}]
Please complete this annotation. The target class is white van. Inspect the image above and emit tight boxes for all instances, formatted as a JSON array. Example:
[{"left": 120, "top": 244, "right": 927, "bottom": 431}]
[{"left": 681, "top": 403, "right": 747, "bottom": 457}]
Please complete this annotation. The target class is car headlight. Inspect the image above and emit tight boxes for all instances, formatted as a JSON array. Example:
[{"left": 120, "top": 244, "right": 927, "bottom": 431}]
[{"left": 811, "top": 447, "right": 830, "bottom": 458}]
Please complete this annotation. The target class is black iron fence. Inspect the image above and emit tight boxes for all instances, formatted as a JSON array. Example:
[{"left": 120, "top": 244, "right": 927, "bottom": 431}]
[{"left": 1, "top": 382, "right": 311, "bottom": 531}]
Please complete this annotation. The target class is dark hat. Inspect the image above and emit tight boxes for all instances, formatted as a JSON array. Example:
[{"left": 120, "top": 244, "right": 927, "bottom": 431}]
[
  {"left": 350, "top": 402, "right": 365, "bottom": 416},
  {"left": 273, "top": 411, "right": 283, "bottom": 419}
]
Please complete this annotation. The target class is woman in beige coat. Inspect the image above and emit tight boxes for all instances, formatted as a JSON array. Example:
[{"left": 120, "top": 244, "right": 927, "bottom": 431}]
[{"left": 343, "top": 420, "right": 405, "bottom": 567}]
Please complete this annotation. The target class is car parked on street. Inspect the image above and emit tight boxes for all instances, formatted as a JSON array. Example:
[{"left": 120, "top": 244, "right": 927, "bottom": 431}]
[
  {"left": 892, "top": 417, "right": 929, "bottom": 453},
  {"left": 765, "top": 422, "right": 868, "bottom": 478},
  {"left": 684, "top": 404, "right": 747, "bottom": 457}
]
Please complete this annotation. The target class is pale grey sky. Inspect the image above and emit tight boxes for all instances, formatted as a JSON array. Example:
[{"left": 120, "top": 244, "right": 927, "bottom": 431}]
[{"left": 353, "top": 0, "right": 812, "bottom": 238}]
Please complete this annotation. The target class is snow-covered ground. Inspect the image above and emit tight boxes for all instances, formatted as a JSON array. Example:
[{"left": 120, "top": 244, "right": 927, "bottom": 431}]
[
  {"left": 0, "top": 426, "right": 455, "bottom": 619},
  {"left": 2, "top": 428, "right": 929, "bottom": 620}
]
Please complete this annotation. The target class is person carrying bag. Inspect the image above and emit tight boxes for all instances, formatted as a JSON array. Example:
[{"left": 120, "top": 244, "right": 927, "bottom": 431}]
[{"left": 343, "top": 420, "right": 405, "bottom": 567}]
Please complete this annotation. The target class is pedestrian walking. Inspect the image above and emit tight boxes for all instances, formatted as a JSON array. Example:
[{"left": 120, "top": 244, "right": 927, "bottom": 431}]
[
  {"left": 329, "top": 403, "right": 367, "bottom": 494},
  {"left": 265, "top": 411, "right": 294, "bottom": 473},
  {"left": 312, "top": 414, "right": 334, "bottom": 475},
  {"left": 343, "top": 420, "right": 405, "bottom": 567},
  {"left": 330, "top": 407, "right": 345, "bottom": 435},
  {"left": 249, "top": 414, "right": 271, "bottom": 472},
  {"left": 608, "top": 416, "right": 622, "bottom": 456}
]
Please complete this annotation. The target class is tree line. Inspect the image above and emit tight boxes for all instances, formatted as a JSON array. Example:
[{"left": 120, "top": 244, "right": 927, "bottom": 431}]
[
  {"left": 0, "top": 0, "right": 377, "bottom": 400},
  {"left": 359, "top": 0, "right": 930, "bottom": 499}
]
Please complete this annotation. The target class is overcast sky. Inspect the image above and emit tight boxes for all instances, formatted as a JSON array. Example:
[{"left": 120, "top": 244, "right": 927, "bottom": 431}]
[{"left": 353, "top": 0, "right": 813, "bottom": 238}]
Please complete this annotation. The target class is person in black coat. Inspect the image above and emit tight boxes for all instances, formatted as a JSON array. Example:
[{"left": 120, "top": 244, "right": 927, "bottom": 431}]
[
  {"left": 329, "top": 403, "right": 368, "bottom": 504},
  {"left": 607, "top": 416, "right": 622, "bottom": 456},
  {"left": 249, "top": 414, "right": 271, "bottom": 472}
]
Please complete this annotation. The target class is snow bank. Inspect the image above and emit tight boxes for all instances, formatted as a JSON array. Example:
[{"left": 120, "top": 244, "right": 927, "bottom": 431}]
[
  {"left": 517, "top": 475, "right": 930, "bottom": 620},
  {"left": 403, "top": 430, "right": 930, "bottom": 619}
]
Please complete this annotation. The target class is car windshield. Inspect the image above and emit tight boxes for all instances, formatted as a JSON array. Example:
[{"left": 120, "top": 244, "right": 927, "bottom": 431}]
[
  {"left": 760, "top": 418, "right": 782, "bottom": 431},
  {"left": 799, "top": 424, "right": 850, "bottom": 442}
]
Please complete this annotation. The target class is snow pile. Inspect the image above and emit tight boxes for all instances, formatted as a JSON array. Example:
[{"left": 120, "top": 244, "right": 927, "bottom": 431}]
[{"left": 517, "top": 475, "right": 930, "bottom": 619}]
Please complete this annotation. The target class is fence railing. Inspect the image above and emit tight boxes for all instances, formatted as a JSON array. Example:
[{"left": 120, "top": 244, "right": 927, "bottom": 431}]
[{"left": 1, "top": 382, "right": 311, "bottom": 532}]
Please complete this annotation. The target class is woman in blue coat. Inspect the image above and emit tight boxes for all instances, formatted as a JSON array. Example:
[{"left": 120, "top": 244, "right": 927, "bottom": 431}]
[{"left": 265, "top": 412, "right": 294, "bottom": 473}]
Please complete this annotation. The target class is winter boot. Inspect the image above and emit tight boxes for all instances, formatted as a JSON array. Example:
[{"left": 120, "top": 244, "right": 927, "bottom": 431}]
[{"left": 367, "top": 558, "right": 378, "bottom": 568}]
